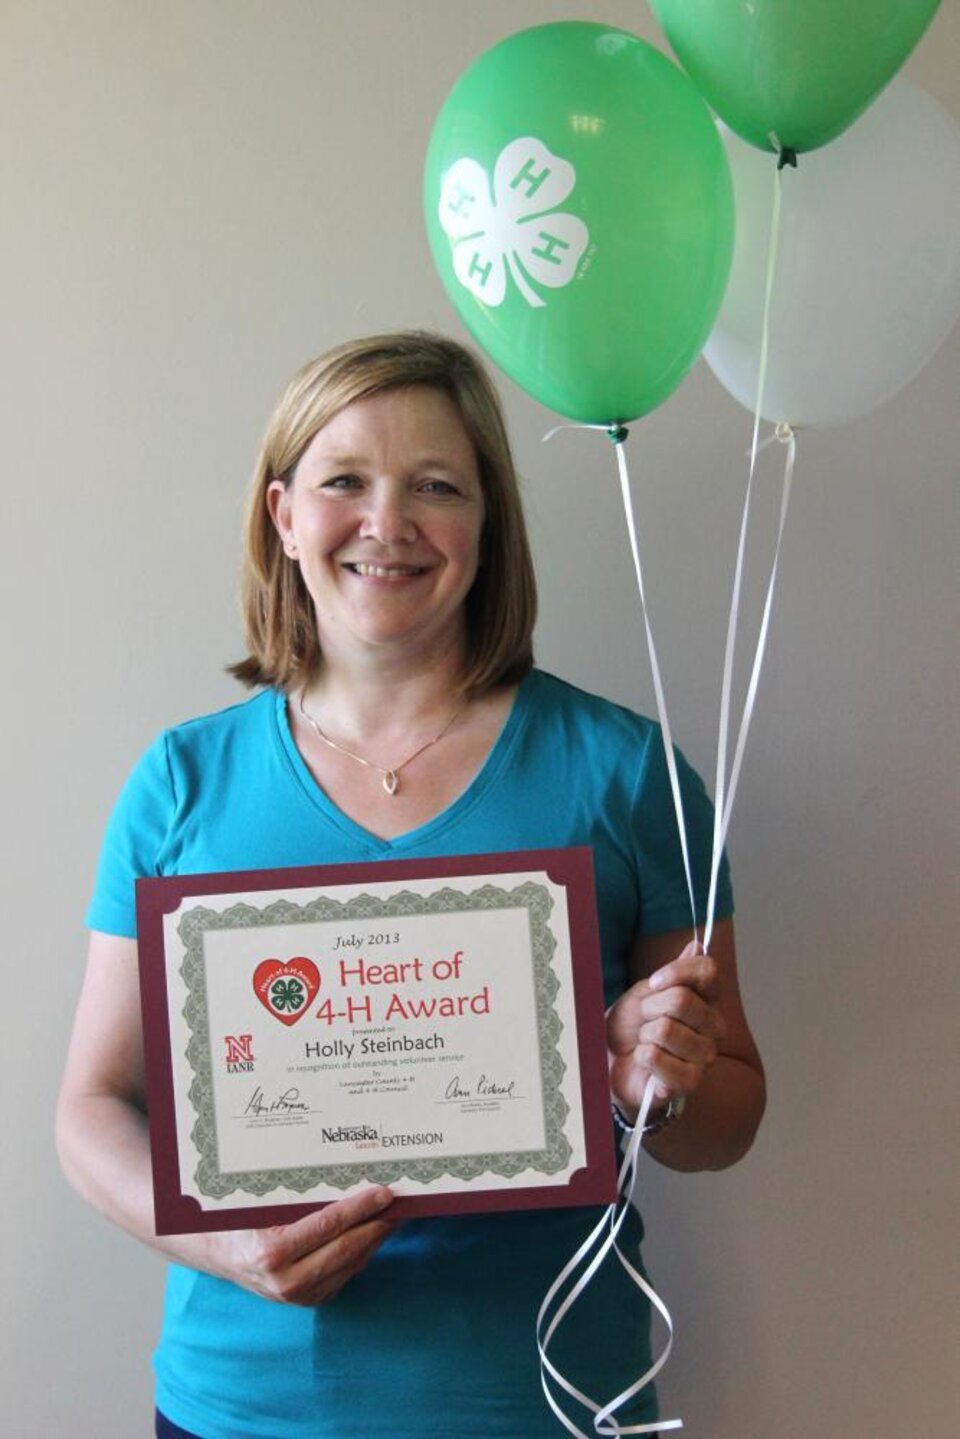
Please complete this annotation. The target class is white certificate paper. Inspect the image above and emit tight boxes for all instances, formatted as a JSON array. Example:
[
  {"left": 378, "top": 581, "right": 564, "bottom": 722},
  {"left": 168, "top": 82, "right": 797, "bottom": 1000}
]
[{"left": 136, "top": 848, "right": 616, "bottom": 1234}]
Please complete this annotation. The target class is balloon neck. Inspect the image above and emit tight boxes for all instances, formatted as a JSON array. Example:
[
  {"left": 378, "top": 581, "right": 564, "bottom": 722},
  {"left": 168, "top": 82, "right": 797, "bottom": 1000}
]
[
  {"left": 606, "top": 424, "right": 629, "bottom": 445},
  {"left": 777, "top": 146, "right": 798, "bottom": 171}
]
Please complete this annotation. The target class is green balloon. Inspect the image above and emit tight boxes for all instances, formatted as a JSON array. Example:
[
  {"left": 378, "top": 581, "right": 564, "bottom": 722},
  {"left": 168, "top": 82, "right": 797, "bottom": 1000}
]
[
  {"left": 649, "top": 0, "right": 941, "bottom": 154},
  {"left": 424, "top": 22, "right": 733, "bottom": 424}
]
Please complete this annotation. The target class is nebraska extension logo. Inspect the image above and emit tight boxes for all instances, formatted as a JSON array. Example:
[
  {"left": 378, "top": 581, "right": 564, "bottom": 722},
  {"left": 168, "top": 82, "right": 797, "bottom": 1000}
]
[{"left": 252, "top": 957, "right": 321, "bottom": 1027}]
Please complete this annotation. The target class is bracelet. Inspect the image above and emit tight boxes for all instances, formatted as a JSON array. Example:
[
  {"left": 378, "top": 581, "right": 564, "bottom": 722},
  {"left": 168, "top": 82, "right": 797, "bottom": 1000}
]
[{"left": 611, "top": 1094, "right": 687, "bottom": 1137}]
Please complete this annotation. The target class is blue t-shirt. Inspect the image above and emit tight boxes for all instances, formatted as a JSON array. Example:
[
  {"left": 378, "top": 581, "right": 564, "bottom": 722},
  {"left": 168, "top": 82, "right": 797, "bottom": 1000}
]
[{"left": 88, "top": 670, "right": 732, "bottom": 1438}]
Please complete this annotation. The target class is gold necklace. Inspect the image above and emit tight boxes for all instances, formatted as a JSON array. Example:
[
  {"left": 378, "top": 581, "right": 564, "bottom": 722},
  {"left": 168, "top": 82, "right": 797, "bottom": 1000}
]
[{"left": 297, "top": 692, "right": 464, "bottom": 797}]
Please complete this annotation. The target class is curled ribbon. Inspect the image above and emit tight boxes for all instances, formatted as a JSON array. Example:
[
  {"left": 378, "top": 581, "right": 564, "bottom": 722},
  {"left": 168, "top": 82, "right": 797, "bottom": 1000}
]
[{"left": 536, "top": 1074, "right": 682, "bottom": 1436}]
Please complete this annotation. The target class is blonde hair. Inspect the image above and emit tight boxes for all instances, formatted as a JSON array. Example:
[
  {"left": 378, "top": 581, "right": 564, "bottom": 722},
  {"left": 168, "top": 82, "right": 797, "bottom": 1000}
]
[{"left": 230, "top": 332, "right": 537, "bottom": 693}]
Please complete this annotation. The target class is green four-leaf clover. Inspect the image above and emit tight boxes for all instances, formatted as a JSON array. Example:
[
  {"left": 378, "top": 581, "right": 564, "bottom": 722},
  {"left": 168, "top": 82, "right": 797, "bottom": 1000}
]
[{"left": 269, "top": 977, "right": 305, "bottom": 1013}]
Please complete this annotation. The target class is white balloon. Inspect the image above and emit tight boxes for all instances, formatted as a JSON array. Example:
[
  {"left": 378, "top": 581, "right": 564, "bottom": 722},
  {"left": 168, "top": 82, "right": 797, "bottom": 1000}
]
[{"left": 704, "top": 78, "right": 960, "bottom": 427}]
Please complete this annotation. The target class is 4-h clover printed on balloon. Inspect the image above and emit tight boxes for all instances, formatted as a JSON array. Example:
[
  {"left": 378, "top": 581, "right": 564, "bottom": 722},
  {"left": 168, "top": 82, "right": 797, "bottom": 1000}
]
[
  {"left": 438, "top": 138, "right": 589, "bottom": 310},
  {"left": 424, "top": 21, "right": 734, "bottom": 424}
]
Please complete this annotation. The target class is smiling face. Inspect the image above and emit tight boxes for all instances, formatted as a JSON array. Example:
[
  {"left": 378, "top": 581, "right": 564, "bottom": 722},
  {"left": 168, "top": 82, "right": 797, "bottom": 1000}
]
[{"left": 268, "top": 386, "right": 485, "bottom": 671}]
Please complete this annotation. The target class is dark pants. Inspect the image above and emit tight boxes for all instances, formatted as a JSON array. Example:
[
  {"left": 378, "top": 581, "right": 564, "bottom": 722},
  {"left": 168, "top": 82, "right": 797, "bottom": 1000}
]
[{"left": 156, "top": 1412, "right": 202, "bottom": 1439}]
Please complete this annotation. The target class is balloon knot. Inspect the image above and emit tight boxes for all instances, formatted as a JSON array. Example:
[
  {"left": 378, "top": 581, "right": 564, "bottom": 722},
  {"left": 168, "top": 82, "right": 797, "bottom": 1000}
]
[
  {"left": 777, "top": 146, "right": 798, "bottom": 171},
  {"left": 606, "top": 424, "right": 629, "bottom": 445}
]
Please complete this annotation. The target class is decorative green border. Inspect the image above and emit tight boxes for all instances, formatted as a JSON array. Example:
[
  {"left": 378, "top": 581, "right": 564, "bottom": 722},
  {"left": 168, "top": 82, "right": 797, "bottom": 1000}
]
[{"left": 177, "top": 882, "right": 572, "bottom": 1199}]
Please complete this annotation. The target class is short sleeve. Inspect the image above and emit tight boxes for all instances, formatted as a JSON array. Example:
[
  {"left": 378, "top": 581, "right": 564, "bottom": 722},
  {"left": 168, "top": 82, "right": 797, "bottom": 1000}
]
[
  {"left": 631, "top": 727, "right": 733, "bottom": 936},
  {"left": 85, "top": 734, "right": 177, "bottom": 938}
]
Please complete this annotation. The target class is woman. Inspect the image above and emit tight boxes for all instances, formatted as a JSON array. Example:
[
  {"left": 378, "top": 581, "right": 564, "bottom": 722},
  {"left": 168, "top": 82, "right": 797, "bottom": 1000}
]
[{"left": 57, "top": 331, "right": 765, "bottom": 1438}]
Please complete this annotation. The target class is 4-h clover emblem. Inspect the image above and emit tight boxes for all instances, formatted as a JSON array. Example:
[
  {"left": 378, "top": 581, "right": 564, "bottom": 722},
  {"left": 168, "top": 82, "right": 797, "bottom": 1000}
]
[
  {"left": 438, "top": 137, "right": 589, "bottom": 309},
  {"left": 252, "top": 957, "right": 320, "bottom": 1027},
  {"left": 270, "top": 978, "right": 304, "bottom": 1013}
]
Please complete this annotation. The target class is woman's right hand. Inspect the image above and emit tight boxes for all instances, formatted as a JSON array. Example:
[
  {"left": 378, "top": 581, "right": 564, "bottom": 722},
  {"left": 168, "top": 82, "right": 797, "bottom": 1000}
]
[
  {"left": 206, "top": 1187, "right": 398, "bottom": 1306},
  {"left": 57, "top": 934, "right": 398, "bottom": 1307}
]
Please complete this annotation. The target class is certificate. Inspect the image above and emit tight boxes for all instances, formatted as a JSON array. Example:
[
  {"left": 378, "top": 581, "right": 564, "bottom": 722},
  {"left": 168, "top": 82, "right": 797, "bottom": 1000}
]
[{"left": 136, "top": 847, "right": 617, "bottom": 1234}]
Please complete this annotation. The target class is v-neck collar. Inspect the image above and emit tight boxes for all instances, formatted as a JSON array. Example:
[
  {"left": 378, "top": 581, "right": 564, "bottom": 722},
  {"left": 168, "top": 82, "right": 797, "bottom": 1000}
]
[{"left": 272, "top": 674, "right": 535, "bottom": 855}]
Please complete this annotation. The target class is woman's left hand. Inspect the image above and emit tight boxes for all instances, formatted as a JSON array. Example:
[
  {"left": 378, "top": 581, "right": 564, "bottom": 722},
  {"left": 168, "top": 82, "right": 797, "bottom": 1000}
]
[{"left": 606, "top": 940, "right": 727, "bottom": 1123}]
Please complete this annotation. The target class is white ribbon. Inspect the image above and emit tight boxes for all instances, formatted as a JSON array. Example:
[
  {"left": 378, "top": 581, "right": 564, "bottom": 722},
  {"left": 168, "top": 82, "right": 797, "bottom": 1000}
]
[
  {"left": 704, "top": 420, "right": 796, "bottom": 954},
  {"left": 544, "top": 421, "right": 700, "bottom": 944},
  {"left": 541, "top": 422, "right": 687, "bottom": 1434},
  {"left": 704, "top": 160, "right": 792, "bottom": 950},
  {"left": 536, "top": 1074, "right": 682, "bottom": 1436},
  {"left": 613, "top": 441, "right": 700, "bottom": 941},
  {"left": 537, "top": 152, "right": 799, "bottom": 1438}
]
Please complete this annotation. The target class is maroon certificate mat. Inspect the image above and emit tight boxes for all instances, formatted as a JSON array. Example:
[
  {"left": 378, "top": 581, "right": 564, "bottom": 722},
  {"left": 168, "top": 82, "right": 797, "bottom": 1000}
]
[{"left": 136, "top": 846, "right": 617, "bottom": 1235}]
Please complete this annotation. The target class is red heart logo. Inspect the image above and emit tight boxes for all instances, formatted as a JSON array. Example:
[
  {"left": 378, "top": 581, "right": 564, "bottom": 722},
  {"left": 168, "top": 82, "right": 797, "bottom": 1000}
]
[{"left": 252, "top": 957, "right": 321, "bottom": 1026}]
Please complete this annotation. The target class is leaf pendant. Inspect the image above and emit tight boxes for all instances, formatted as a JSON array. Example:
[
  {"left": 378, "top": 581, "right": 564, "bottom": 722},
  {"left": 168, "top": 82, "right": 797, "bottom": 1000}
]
[{"left": 382, "top": 770, "right": 399, "bottom": 796}]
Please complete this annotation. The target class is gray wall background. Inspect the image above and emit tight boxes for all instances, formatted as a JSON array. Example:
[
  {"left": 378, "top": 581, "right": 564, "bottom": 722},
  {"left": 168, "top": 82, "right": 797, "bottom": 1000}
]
[{"left": 3, "top": 3, "right": 957, "bottom": 1435}]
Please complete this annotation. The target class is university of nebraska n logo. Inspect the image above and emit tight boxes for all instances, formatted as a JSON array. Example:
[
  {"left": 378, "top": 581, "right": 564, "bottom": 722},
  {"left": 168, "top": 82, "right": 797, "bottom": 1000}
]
[{"left": 224, "top": 1034, "right": 255, "bottom": 1072}]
